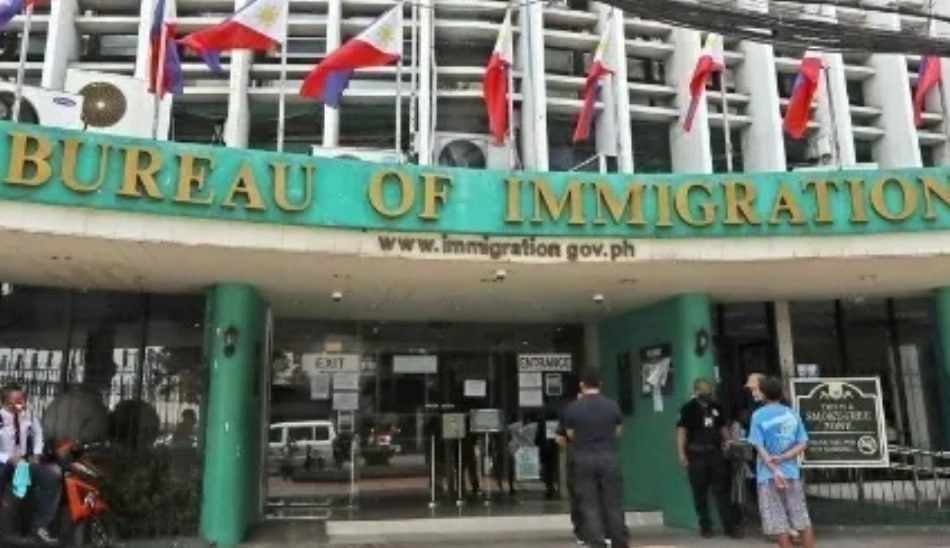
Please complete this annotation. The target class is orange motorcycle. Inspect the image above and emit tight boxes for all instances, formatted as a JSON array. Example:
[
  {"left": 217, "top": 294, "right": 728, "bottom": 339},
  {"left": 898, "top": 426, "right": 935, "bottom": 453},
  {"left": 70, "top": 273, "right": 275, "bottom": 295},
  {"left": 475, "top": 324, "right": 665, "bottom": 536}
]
[{"left": 0, "top": 440, "right": 119, "bottom": 547}]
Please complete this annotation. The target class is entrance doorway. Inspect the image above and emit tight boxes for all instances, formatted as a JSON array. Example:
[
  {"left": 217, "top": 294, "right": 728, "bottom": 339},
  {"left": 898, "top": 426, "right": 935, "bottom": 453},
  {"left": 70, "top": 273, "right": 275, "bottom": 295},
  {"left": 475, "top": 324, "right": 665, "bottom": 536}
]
[{"left": 263, "top": 320, "right": 583, "bottom": 519}]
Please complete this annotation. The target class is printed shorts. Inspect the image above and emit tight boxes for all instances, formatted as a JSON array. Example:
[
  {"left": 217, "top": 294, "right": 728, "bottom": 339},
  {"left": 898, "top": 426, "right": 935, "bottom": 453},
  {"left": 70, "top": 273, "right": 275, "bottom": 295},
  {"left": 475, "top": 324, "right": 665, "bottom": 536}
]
[{"left": 757, "top": 479, "right": 812, "bottom": 536}]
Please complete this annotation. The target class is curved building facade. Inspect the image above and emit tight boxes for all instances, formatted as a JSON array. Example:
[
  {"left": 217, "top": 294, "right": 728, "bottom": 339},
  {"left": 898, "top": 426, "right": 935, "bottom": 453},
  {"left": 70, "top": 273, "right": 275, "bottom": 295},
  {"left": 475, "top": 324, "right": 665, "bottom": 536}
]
[{"left": 1, "top": 0, "right": 950, "bottom": 545}]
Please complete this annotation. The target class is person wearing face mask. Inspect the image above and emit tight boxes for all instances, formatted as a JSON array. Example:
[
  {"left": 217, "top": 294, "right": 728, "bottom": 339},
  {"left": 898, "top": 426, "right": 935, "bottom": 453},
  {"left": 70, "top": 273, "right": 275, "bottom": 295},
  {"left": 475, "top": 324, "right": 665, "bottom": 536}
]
[
  {"left": 0, "top": 385, "right": 60, "bottom": 545},
  {"left": 676, "top": 378, "right": 741, "bottom": 539}
]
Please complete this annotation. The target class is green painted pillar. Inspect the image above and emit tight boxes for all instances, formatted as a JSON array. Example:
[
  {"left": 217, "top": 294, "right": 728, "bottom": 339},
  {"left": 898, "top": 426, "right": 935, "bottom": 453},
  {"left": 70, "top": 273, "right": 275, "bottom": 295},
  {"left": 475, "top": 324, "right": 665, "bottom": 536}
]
[
  {"left": 200, "top": 283, "right": 266, "bottom": 546},
  {"left": 598, "top": 293, "right": 714, "bottom": 530},
  {"left": 933, "top": 288, "right": 950, "bottom": 447}
]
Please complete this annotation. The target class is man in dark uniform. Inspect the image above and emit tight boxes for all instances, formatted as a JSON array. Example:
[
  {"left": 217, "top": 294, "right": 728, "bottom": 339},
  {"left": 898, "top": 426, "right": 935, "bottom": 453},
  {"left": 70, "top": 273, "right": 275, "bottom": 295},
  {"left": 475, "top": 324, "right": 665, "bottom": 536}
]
[
  {"left": 676, "top": 378, "right": 740, "bottom": 539},
  {"left": 564, "top": 370, "right": 628, "bottom": 548}
]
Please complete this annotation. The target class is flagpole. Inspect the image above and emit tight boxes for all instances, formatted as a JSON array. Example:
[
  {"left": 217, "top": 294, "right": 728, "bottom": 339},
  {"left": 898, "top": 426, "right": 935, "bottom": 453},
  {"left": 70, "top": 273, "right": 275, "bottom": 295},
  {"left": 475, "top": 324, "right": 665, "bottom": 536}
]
[
  {"left": 395, "top": 53, "right": 403, "bottom": 158},
  {"left": 719, "top": 72, "right": 734, "bottom": 173},
  {"left": 276, "top": 41, "right": 288, "bottom": 152},
  {"left": 409, "top": 0, "right": 418, "bottom": 159},
  {"left": 822, "top": 65, "right": 842, "bottom": 169},
  {"left": 151, "top": 7, "right": 168, "bottom": 140},
  {"left": 11, "top": 3, "right": 35, "bottom": 123}
]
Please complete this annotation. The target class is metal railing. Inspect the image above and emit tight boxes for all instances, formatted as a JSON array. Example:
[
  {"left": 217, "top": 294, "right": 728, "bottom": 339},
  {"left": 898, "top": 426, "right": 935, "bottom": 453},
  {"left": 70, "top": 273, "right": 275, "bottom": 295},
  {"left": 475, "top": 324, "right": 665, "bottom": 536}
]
[{"left": 802, "top": 445, "right": 950, "bottom": 525}]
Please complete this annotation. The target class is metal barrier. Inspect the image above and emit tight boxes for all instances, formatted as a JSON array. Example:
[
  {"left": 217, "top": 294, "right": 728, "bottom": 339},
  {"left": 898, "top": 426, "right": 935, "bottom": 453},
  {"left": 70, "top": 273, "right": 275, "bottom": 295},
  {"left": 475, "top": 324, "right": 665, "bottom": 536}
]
[{"left": 802, "top": 445, "right": 950, "bottom": 525}]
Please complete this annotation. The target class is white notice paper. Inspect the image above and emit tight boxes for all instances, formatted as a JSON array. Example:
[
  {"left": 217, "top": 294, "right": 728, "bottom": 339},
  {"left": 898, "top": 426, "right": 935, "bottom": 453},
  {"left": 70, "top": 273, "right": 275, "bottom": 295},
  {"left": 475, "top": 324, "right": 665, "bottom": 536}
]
[
  {"left": 310, "top": 373, "right": 330, "bottom": 400},
  {"left": 393, "top": 355, "right": 438, "bottom": 374},
  {"left": 519, "top": 388, "right": 544, "bottom": 408},
  {"left": 333, "top": 391, "right": 359, "bottom": 411},
  {"left": 333, "top": 372, "right": 361, "bottom": 391},
  {"left": 464, "top": 379, "right": 487, "bottom": 398},
  {"left": 518, "top": 372, "right": 543, "bottom": 389}
]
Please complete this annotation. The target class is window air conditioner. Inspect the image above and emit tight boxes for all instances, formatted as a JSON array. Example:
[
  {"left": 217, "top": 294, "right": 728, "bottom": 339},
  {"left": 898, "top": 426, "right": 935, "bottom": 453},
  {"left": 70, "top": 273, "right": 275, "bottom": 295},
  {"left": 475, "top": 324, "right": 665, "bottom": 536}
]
[
  {"left": 0, "top": 82, "right": 84, "bottom": 130},
  {"left": 433, "top": 132, "right": 513, "bottom": 170},
  {"left": 64, "top": 68, "right": 169, "bottom": 140},
  {"left": 311, "top": 146, "right": 405, "bottom": 164}
]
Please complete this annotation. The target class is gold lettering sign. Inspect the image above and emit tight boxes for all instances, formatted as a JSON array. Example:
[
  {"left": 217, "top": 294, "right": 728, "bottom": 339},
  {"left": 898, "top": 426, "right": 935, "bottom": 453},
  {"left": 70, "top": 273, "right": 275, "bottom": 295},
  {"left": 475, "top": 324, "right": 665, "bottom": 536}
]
[
  {"left": 723, "top": 181, "right": 760, "bottom": 225},
  {"left": 531, "top": 179, "right": 586, "bottom": 225},
  {"left": 6, "top": 132, "right": 52, "bottom": 187},
  {"left": 420, "top": 173, "right": 452, "bottom": 220},
  {"left": 175, "top": 152, "right": 216, "bottom": 205},
  {"left": 593, "top": 182, "right": 645, "bottom": 225},
  {"left": 803, "top": 180, "right": 837, "bottom": 224},
  {"left": 369, "top": 168, "right": 414, "bottom": 218},
  {"left": 270, "top": 161, "right": 313, "bottom": 212},
  {"left": 655, "top": 183, "right": 674, "bottom": 227},
  {"left": 920, "top": 176, "right": 950, "bottom": 220},
  {"left": 870, "top": 177, "right": 917, "bottom": 221},
  {"left": 769, "top": 183, "right": 806, "bottom": 225},
  {"left": 222, "top": 161, "right": 265, "bottom": 210},
  {"left": 505, "top": 177, "right": 523, "bottom": 223},
  {"left": 674, "top": 182, "right": 716, "bottom": 226},
  {"left": 846, "top": 179, "right": 868, "bottom": 223},
  {"left": 119, "top": 146, "right": 165, "bottom": 200},
  {"left": 61, "top": 137, "right": 109, "bottom": 193}
]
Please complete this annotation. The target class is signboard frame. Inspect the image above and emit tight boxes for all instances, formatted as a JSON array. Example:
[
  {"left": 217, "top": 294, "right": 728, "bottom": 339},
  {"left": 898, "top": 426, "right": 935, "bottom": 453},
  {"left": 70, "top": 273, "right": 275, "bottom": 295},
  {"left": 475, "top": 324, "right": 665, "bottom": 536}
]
[{"left": 790, "top": 376, "right": 889, "bottom": 469}]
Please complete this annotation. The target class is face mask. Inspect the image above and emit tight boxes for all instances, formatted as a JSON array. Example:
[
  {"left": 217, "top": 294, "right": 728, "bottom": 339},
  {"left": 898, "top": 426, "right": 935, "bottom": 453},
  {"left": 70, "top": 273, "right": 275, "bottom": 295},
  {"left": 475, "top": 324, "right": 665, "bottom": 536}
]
[
  {"left": 13, "top": 404, "right": 24, "bottom": 413},
  {"left": 697, "top": 393, "right": 713, "bottom": 402}
]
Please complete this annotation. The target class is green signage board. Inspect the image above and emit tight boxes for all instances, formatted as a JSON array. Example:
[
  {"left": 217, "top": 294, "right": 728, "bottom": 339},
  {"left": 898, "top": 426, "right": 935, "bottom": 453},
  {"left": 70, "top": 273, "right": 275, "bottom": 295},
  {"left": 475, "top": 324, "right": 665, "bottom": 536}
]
[{"left": 1, "top": 121, "right": 949, "bottom": 239}]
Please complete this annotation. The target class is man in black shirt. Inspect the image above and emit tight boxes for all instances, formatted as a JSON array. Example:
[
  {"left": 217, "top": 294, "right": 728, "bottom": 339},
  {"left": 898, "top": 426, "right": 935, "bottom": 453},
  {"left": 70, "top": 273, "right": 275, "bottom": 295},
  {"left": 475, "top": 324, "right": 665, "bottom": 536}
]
[
  {"left": 564, "top": 370, "right": 628, "bottom": 548},
  {"left": 676, "top": 378, "right": 740, "bottom": 539}
]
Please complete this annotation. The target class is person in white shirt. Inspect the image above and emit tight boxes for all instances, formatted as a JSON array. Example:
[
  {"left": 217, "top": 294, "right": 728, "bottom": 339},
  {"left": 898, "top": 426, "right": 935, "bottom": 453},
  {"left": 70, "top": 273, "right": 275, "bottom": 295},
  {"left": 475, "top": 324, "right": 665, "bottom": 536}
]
[{"left": 0, "top": 385, "right": 60, "bottom": 545}]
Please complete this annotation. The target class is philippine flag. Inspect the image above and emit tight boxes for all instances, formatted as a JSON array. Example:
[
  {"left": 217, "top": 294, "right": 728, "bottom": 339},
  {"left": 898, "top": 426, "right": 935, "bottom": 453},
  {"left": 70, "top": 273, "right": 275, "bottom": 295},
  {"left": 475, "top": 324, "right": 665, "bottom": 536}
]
[
  {"left": 572, "top": 26, "right": 613, "bottom": 143},
  {"left": 483, "top": 10, "right": 513, "bottom": 144},
  {"left": 149, "top": 0, "right": 184, "bottom": 97},
  {"left": 300, "top": 4, "right": 403, "bottom": 107},
  {"left": 914, "top": 55, "right": 942, "bottom": 127},
  {"left": 683, "top": 33, "right": 724, "bottom": 132},
  {"left": 178, "top": 0, "right": 288, "bottom": 73},
  {"left": 0, "top": 0, "right": 41, "bottom": 30},
  {"left": 784, "top": 51, "right": 824, "bottom": 139}
]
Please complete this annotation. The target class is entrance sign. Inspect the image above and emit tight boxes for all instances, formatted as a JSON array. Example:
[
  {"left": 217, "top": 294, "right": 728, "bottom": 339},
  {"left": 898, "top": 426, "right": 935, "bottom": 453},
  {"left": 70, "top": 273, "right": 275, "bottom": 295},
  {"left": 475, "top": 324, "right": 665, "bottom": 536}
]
[
  {"left": 302, "top": 353, "right": 360, "bottom": 373},
  {"left": 7, "top": 122, "right": 950, "bottom": 241},
  {"left": 790, "top": 377, "right": 889, "bottom": 468},
  {"left": 518, "top": 354, "right": 572, "bottom": 372},
  {"left": 393, "top": 355, "right": 437, "bottom": 374}
]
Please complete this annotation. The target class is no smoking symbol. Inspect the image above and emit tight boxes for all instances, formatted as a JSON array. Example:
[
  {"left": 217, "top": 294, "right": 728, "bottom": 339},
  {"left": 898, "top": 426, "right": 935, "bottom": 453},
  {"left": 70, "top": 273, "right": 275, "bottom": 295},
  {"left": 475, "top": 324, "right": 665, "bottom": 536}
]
[{"left": 857, "top": 435, "right": 878, "bottom": 456}]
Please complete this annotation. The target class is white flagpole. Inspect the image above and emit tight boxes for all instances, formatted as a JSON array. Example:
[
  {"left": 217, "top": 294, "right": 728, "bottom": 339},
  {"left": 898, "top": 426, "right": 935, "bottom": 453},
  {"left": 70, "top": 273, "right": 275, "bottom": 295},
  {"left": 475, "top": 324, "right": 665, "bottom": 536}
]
[
  {"left": 276, "top": 41, "right": 288, "bottom": 152},
  {"left": 409, "top": 0, "right": 418, "bottom": 158},
  {"left": 719, "top": 72, "right": 733, "bottom": 172},
  {"left": 822, "top": 64, "right": 842, "bottom": 169},
  {"left": 506, "top": 10, "right": 516, "bottom": 170},
  {"left": 11, "top": 3, "right": 35, "bottom": 123},
  {"left": 151, "top": 3, "right": 168, "bottom": 140},
  {"left": 395, "top": 57, "right": 403, "bottom": 158}
]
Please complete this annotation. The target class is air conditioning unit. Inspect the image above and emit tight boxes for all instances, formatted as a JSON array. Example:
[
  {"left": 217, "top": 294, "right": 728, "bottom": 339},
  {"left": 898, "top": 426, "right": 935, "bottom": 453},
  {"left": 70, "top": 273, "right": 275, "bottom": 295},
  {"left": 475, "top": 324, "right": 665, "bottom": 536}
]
[
  {"left": 64, "top": 68, "right": 168, "bottom": 140},
  {"left": 311, "top": 146, "right": 404, "bottom": 164},
  {"left": 433, "top": 132, "right": 512, "bottom": 170},
  {"left": 0, "top": 82, "right": 84, "bottom": 130}
]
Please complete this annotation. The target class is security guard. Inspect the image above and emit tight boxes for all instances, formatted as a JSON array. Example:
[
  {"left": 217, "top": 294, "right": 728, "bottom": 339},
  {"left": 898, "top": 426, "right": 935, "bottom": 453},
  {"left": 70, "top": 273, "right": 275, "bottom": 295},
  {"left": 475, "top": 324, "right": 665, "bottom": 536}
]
[{"left": 676, "top": 378, "right": 740, "bottom": 539}]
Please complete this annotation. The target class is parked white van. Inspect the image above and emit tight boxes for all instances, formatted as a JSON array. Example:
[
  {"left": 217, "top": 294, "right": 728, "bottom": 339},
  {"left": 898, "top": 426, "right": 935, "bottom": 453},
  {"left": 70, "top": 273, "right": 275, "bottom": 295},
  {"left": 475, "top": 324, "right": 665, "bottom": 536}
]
[{"left": 268, "top": 420, "right": 337, "bottom": 475}]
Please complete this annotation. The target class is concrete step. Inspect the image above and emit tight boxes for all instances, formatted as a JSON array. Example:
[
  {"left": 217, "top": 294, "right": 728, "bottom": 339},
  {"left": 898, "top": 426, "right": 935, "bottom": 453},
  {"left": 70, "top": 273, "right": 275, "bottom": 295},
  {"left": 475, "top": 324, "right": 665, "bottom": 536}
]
[{"left": 326, "top": 511, "right": 664, "bottom": 545}]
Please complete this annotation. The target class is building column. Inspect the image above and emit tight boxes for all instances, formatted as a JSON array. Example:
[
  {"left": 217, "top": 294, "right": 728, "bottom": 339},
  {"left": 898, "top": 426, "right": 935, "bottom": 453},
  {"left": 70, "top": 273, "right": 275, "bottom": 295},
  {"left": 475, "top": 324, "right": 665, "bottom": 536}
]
[
  {"left": 592, "top": 5, "right": 633, "bottom": 172},
  {"left": 416, "top": 0, "right": 435, "bottom": 165},
  {"left": 224, "top": 0, "right": 254, "bottom": 147},
  {"left": 321, "top": 0, "right": 343, "bottom": 148},
  {"left": 734, "top": 0, "right": 786, "bottom": 171},
  {"left": 200, "top": 283, "right": 266, "bottom": 546},
  {"left": 773, "top": 301, "right": 796, "bottom": 381},
  {"left": 864, "top": 2, "right": 922, "bottom": 168},
  {"left": 41, "top": 0, "right": 79, "bottom": 89},
  {"left": 667, "top": 29, "right": 713, "bottom": 173},
  {"left": 929, "top": 0, "right": 950, "bottom": 164},
  {"left": 519, "top": 0, "right": 549, "bottom": 170},
  {"left": 932, "top": 288, "right": 950, "bottom": 447},
  {"left": 598, "top": 293, "right": 714, "bottom": 529}
]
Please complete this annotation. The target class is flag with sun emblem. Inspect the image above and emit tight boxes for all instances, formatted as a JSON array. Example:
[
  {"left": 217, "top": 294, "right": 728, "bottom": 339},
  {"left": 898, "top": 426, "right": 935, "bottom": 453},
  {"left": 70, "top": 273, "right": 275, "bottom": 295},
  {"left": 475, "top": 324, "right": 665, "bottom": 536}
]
[
  {"left": 178, "top": 0, "right": 288, "bottom": 73},
  {"left": 300, "top": 4, "right": 404, "bottom": 107}
]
